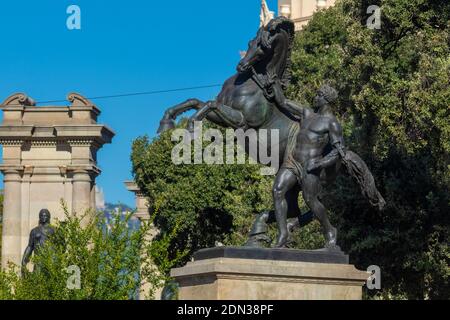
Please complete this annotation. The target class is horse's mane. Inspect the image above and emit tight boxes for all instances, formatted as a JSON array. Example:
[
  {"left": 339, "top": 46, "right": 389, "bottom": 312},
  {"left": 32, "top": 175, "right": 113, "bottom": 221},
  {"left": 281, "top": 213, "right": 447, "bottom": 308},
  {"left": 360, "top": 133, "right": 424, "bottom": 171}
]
[{"left": 267, "top": 17, "right": 295, "bottom": 90}]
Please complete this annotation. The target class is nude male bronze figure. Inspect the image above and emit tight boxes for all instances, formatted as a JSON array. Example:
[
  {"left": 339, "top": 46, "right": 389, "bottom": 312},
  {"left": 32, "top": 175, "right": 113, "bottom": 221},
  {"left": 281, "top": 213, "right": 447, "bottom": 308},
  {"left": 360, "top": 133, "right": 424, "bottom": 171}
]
[{"left": 273, "top": 85, "right": 344, "bottom": 248}]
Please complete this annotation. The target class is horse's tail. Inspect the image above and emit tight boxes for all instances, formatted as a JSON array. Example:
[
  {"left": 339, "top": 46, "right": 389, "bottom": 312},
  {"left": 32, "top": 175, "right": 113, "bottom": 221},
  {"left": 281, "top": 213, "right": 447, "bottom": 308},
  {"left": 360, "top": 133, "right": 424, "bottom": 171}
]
[{"left": 342, "top": 150, "right": 386, "bottom": 210}]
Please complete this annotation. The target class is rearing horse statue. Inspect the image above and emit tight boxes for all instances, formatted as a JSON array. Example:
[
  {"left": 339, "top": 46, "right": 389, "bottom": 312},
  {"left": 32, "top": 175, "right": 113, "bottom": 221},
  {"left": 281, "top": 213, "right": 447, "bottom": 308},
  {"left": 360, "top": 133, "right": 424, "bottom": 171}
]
[
  {"left": 158, "top": 17, "right": 296, "bottom": 162},
  {"left": 157, "top": 17, "right": 385, "bottom": 249}
]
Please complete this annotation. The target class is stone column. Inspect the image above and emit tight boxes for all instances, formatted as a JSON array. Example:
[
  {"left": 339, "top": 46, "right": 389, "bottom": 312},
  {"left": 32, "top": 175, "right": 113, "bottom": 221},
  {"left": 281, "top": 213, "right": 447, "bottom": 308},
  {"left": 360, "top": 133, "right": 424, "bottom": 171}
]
[
  {"left": 72, "top": 169, "right": 92, "bottom": 216},
  {"left": 20, "top": 166, "right": 33, "bottom": 258},
  {"left": 90, "top": 180, "right": 97, "bottom": 210},
  {"left": 1, "top": 169, "right": 22, "bottom": 269},
  {"left": 124, "top": 181, "right": 162, "bottom": 300}
]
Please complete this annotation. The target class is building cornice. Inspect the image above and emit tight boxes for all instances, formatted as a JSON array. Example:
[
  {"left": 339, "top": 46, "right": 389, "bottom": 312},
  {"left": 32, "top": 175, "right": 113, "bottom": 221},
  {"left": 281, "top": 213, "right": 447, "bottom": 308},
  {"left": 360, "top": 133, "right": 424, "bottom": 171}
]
[{"left": 0, "top": 125, "right": 115, "bottom": 146}]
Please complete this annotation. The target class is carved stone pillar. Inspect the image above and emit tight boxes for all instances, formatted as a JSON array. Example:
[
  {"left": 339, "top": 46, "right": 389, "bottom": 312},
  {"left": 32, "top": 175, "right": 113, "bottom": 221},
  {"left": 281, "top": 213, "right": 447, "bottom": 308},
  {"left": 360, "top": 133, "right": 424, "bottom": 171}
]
[
  {"left": 90, "top": 181, "right": 97, "bottom": 210},
  {"left": 124, "top": 181, "right": 162, "bottom": 300},
  {"left": 72, "top": 169, "right": 92, "bottom": 216},
  {"left": 1, "top": 169, "right": 22, "bottom": 268}
]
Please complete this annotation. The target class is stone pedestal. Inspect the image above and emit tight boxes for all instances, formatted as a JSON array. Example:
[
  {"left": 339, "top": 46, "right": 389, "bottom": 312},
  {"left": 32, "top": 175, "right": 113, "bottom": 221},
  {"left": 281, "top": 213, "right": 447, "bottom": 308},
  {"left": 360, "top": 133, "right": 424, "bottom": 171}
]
[{"left": 171, "top": 247, "right": 368, "bottom": 300}]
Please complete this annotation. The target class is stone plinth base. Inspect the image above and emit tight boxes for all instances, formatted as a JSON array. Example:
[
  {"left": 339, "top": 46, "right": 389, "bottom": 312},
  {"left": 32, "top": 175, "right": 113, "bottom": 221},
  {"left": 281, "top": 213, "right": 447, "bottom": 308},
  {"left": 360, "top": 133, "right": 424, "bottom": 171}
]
[{"left": 171, "top": 247, "right": 369, "bottom": 300}]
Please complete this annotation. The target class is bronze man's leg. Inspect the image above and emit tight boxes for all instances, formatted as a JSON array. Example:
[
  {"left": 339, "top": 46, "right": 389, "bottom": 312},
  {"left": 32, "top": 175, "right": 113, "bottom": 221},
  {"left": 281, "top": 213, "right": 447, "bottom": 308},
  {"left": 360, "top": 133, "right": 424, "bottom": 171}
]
[
  {"left": 246, "top": 186, "right": 303, "bottom": 247},
  {"left": 286, "top": 185, "right": 315, "bottom": 232},
  {"left": 302, "top": 173, "right": 337, "bottom": 248},
  {"left": 273, "top": 168, "right": 298, "bottom": 248}
]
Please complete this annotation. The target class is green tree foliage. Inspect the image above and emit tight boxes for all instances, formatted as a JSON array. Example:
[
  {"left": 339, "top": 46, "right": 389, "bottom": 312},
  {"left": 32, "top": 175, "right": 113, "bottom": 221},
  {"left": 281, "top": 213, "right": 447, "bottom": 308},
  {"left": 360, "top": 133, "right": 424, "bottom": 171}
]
[
  {"left": 288, "top": 0, "right": 449, "bottom": 299},
  {"left": 0, "top": 204, "right": 181, "bottom": 300},
  {"left": 132, "top": 122, "right": 272, "bottom": 266}
]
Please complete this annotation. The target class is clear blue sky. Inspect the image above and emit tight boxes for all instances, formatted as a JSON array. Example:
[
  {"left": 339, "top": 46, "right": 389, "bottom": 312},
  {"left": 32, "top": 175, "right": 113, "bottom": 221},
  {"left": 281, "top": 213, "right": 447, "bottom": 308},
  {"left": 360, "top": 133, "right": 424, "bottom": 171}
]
[{"left": 0, "top": 0, "right": 278, "bottom": 207}]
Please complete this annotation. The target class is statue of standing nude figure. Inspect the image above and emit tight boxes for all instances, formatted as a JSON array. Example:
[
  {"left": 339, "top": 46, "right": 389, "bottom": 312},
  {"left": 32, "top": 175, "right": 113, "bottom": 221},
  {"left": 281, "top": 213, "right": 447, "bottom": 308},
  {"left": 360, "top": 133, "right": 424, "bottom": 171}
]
[
  {"left": 22, "top": 209, "right": 55, "bottom": 273},
  {"left": 246, "top": 85, "right": 386, "bottom": 249},
  {"left": 272, "top": 85, "right": 344, "bottom": 248}
]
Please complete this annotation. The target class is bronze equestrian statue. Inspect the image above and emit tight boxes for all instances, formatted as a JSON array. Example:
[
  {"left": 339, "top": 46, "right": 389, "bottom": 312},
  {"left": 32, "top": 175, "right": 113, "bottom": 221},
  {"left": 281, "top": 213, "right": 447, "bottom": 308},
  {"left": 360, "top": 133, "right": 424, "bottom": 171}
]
[{"left": 157, "top": 16, "right": 385, "bottom": 249}]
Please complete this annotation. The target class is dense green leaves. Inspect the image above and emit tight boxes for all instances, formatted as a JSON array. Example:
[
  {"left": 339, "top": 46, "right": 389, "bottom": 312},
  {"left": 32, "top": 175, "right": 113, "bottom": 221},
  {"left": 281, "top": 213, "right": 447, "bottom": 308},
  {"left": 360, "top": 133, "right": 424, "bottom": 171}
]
[
  {"left": 132, "top": 122, "right": 272, "bottom": 265},
  {"left": 288, "top": 0, "right": 449, "bottom": 299},
  {"left": 0, "top": 204, "right": 178, "bottom": 300}
]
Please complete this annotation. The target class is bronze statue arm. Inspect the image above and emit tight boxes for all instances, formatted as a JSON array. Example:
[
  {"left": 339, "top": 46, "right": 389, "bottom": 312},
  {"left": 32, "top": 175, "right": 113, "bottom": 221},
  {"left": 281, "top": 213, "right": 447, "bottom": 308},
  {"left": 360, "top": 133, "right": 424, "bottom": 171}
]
[
  {"left": 329, "top": 120, "right": 346, "bottom": 158},
  {"left": 315, "top": 149, "right": 340, "bottom": 170},
  {"left": 21, "top": 231, "right": 35, "bottom": 267},
  {"left": 22, "top": 247, "right": 33, "bottom": 267},
  {"left": 279, "top": 100, "right": 313, "bottom": 120}
]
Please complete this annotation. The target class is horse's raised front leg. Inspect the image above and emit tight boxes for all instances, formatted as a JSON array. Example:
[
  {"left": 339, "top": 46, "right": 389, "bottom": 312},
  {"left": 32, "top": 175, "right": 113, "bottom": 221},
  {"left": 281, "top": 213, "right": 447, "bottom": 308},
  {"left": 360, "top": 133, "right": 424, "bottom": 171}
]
[
  {"left": 187, "top": 100, "right": 246, "bottom": 132},
  {"left": 158, "top": 98, "right": 205, "bottom": 133}
]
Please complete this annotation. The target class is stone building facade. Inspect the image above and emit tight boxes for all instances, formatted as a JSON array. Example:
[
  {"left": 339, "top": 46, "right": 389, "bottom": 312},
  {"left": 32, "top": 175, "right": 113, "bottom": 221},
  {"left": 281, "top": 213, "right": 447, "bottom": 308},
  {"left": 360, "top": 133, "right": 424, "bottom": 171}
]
[
  {"left": 0, "top": 92, "right": 114, "bottom": 268},
  {"left": 278, "top": 0, "right": 336, "bottom": 30}
]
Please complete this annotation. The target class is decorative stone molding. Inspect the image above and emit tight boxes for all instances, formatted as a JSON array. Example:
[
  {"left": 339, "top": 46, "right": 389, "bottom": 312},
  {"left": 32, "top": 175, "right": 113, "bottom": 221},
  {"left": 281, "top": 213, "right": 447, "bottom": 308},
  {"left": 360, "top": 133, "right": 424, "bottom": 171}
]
[
  {"left": 1, "top": 93, "right": 36, "bottom": 107},
  {"left": 2, "top": 168, "right": 22, "bottom": 176},
  {"left": 67, "top": 92, "right": 95, "bottom": 107},
  {"left": 68, "top": 165, "right": 101, "bottom": 175},
  {"left": 57, "top": 126, "right": 114, "bottom": 145},
  {"left": 67, "top": 92, "right": 101, "bottom": 119},
  {"left": 31, "top": 126, "right": 57, "bottom": 138},
  {"left": 29, "top": 140, "right": 58, "bottom": 148},
  {"left": 67, "top": 139, "right": 96, "bottom": 147},
  {"left": 0, "top": 140, "right": 24, "bottom": 146},
  {"left": 0, "top": 127, "right": 34, "bottom": 138},
  {"left": 23, "top": 165, "right": 34, "bottom": 176}
]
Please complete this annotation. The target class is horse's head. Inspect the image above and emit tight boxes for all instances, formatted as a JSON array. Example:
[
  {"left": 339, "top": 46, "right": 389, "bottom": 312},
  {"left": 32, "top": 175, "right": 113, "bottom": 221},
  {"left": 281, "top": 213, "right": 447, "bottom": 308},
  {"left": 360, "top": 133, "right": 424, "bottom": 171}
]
[
  {"left": 237, "top": 16, "right": 295, "bottom": 85},
  {"left": 237, "top": 28, "right": 267, "bottom": 73}
]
